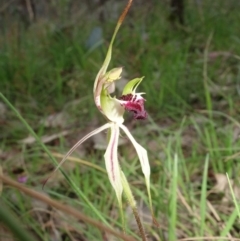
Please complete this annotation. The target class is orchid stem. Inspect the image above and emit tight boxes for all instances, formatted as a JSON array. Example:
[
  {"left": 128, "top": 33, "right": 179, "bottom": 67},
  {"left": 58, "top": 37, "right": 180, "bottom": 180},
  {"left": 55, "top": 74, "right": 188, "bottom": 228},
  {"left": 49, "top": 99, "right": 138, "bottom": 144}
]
[
  {"left": 121, "top": 171, "right": 147, "bottom": 241},
  {"left": 132, "top": 206, "right": 147, "bottom": 241}
]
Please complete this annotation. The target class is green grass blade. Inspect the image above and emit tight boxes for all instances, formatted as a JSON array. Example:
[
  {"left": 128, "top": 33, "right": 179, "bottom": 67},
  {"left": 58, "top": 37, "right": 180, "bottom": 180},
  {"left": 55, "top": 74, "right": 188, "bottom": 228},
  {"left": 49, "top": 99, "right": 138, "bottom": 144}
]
[
  {"left": 203, "top": 32, "right": 213, "bottom": 118},
  {"left": 200, "top": 154, "right": 209, "bottom": 237},
  {"left": 220, "top": 207, "right": 239, "bottom": 237},
  {"left": 0, "top": 200, "right": 36, "bottom": 241},
  {"left": 226, "top": 173, "right": 240, "bottom": 218},
  {"left": 169, "top": 154, "right": 178, "bottom": 240},
  {"left": 0, "top": 92, "right": 109, "bottom": 226}
]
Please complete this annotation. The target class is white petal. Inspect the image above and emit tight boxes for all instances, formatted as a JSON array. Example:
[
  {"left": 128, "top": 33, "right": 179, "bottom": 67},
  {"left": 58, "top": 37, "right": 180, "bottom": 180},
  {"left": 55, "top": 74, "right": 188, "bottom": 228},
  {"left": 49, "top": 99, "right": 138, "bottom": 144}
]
[
  {"left": 119, "top": 124, "right": 155, "bottom": 219},
  {"left": 119, "top": 124, "right": 150, "bottom": 178},
  {"left": 104, "top": 123, "right": 123, "bottom": 202}
]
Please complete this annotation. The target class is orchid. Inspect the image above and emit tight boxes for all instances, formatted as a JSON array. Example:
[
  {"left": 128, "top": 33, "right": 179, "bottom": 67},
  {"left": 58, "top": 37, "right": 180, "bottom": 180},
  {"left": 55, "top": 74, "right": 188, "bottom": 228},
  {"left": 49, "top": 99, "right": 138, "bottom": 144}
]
[{"left": 52, "top": 0, "right": 155, "bottom": 238}]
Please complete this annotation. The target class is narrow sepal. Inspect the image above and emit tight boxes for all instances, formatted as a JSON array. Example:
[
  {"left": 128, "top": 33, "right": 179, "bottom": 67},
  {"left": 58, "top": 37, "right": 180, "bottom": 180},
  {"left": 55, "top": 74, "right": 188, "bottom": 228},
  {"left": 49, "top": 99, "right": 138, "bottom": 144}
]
[
  {"left": 104, "top": 124, "right": 123, "bottom": 204},
  {"left": 43, "top": 123, "right": 111, "bottom": 186},
  {"left": 119, "top": 124, "right": 150, "bottom": 178},
  {"left": 93, "top": 0, "right": 133, "bottom": 110},
  {"left": 122, "top": 77, "right": 144, "bottom": 95},
  {"left": 119, "top": 124, "right": 157, "bottom": 225}
]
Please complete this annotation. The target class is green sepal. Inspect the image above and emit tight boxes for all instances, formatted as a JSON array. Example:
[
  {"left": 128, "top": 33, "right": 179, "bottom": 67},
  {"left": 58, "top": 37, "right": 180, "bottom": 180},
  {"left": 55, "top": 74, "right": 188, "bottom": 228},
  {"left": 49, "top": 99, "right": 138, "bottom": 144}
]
[{"left": 122, "top": 77, "right": 144, "bottom": 95}]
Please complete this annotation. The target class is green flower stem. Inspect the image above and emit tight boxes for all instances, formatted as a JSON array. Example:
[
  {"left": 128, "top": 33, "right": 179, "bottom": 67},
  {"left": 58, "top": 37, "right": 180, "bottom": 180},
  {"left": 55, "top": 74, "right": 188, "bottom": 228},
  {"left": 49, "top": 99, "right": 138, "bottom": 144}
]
[
  {"left": 0, "top": 200, "right": 36, "bottom": 241},
  {"left": 121, "top": 171, "right": 147, "bottom": 241}
]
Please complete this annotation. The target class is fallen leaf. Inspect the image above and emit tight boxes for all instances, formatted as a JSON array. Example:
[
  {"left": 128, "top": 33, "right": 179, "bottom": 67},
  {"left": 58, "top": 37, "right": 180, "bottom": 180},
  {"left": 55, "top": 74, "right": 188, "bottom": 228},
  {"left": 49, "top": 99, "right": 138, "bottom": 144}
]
[
  {"left": 212, "top": 173, "right": 240, "bottom": 203},
  {"left": 39, "top": 112, "right": 70, "bottom": 128},
  {"left": 19, "top": 130, "right": 71, "bottom": 145},
  {"left": 208, "top": 51, "right": 232, "bottom": 60}
]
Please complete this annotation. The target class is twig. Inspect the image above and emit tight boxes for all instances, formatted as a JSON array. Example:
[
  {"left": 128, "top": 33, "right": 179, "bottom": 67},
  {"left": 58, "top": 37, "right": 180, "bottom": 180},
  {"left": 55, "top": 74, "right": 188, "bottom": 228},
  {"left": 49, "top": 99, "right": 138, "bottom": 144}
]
[{"left": 25, "top": 0, "right": 34, "bottom": 22}]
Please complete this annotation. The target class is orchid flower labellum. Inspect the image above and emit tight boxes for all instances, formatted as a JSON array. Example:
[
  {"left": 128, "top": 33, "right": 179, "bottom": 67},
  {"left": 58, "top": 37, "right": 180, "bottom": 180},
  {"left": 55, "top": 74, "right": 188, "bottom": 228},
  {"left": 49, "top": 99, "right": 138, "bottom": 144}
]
[{"left": 53, "top": 0, "right": 155, "bottom": 234}]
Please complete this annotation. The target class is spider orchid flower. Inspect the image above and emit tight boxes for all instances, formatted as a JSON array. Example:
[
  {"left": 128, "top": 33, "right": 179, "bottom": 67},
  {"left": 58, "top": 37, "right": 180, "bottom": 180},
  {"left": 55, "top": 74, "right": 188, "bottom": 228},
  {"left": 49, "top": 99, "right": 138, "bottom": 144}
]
[
  {"left": 97, "top": 75, "right": 151, "bottom": 207},
  {"left": 55, "top": 75, "right": 152, "bottom": 216},
  {"left": 52, "top": 0, "right": 155, "bottom": 233}
]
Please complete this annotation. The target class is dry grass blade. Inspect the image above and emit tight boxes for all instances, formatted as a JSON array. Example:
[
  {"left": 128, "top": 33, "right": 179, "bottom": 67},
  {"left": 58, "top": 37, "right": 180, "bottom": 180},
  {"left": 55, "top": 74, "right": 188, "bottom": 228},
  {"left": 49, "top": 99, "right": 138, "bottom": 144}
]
[
  {"left": 179, "top": 238, "right": 240, "bottom": 241},
  {"left": 0, "top": 174, "right": 137, "bottom": 241},
  {"left": 48, "top": 152, "right": 106, "bottom": 173}
]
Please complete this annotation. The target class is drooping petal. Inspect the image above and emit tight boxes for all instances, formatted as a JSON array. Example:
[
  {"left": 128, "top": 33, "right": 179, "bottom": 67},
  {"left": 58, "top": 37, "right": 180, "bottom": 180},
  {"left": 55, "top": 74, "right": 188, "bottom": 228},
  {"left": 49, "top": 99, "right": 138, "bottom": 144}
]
[
  {"left": 45, "top": 123, "right": 111, "bottom": 184},
  {"left": 119, "top": 124, "right": 150, "bottom": 179},
  {"left": 104, "top": 123, "right": 123, "bottom": 204},
  {"left": 119, "top": 123, "right": 154, "bottom": 220}
]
